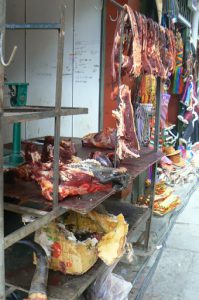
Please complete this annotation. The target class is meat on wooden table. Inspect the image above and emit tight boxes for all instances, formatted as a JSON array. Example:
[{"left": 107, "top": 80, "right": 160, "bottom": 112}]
[{"left": 13, "top": 159, "right": 129, "bottom": 201}]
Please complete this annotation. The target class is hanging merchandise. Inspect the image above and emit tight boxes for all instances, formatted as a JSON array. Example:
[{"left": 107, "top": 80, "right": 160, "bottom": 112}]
[
  {"left": 149, "top": 116, "right": 163, "bottom": 150},
  {"left": 161, "top": 79, "right": 171, "bottom": 127},
  {"left": 111, "top": 4, "right": 176, "bottom": 86},
  {"left": 161, "top": 93, "right": 171, "bottom": 127},
  {"left": 139, "top": 75, "right": 157, "bottom": 106},
  {"left": 162, "top": 0, "right": 179, "bottom": 23},
  {"left": 180, "top": 99, "right": 199, "bottom": 145},
  {"left": 172, "top": 31, "right": 184, "bottom": 94},
  {"left": 181, "top": 75, "right": 194, "bottom": 107},
  {"left": 135, "top": 103, "right": 151, "bottom": 147},
  {"left": 163, "top": 125, "right": 179, "bottom": 146},
  {"left": 155, "top": 0, "right": 163, "bottom": 24}
]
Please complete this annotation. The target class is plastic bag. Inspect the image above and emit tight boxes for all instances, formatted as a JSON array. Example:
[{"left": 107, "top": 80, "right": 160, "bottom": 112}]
[{"left": 85, "top": 272, "right": 132, "bottom": 300}]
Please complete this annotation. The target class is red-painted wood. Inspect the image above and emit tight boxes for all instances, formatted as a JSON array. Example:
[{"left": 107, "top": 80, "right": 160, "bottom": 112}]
[
  {"left": 103, "top": 0, "right": 141, "bottom": 129},
  {"left": 103, "top": 0, "right": 178, "bottom": 128}
]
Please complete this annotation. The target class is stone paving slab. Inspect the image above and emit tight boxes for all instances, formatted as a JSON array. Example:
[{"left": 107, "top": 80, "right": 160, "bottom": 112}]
[
  {"left": 166, "top": 223, "right": 199, "bottom": 252},
  {"left": 177, "top": 189, "right": 199, "bottom": 225},
  {"left": 142, "top": 248, "right": 194, "bottom": 300},
  {"left": 142, "top": 187, "right": 199, "bottom": 300},
  {"left": 179, "top": 272, "right": 199, "bottom": 300}
]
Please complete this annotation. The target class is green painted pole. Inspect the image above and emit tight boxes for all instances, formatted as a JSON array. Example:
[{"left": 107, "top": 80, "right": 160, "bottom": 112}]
[
  {"left": 10, "top": 122, "right": 23, "bottom": 164},
  {"left": 12, "top": 123, "right": 21, "bottom": 155}
]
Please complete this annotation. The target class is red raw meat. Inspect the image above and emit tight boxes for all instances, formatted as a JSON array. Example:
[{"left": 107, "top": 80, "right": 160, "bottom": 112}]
[
  {"left": 82, "top": 128, "right": 116, "bottom": 149},
  {"left": 41, "top": 136, "right": 77, "bottom": 163},
  {"left": 23, "top": 142, "right": 41, "bottom": 163},
  {"left": 112, "top": 84, "right": 140, "bottom": 159},
  {"left": 33, "top": 161, "right": 113, "bottom": 201},
  {"left": 14, "top": 160, "right": 114, "bottom": 201}
]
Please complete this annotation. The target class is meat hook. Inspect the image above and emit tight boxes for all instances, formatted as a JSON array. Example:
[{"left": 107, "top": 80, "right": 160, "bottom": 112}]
[
  {"left": 0, "top": 31, "right": 17, "bottom": 67},
  {"left": 89, "top": 0, "right": 103, "bottom": 11},
  {"left": 109, "top": 9, "right": 119, "bottom": 22}
]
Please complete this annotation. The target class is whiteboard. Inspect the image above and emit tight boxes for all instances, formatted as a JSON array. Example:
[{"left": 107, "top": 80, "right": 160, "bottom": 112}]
[{"left": 5, "top": 0, "right": 102, "bottom": 141}]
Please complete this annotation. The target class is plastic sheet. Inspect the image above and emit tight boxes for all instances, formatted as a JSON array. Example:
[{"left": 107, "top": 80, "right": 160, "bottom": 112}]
[{"left": 85, "top": 272, "right": 132, "bottom": 300}]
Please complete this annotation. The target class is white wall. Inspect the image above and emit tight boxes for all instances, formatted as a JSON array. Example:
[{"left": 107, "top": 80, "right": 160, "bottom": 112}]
[
  {"left": 5, "top": 0, "right": 26, "bottom": 143},
  {"left": 5, "top": 0, "right": 102, "bottom": 142}
]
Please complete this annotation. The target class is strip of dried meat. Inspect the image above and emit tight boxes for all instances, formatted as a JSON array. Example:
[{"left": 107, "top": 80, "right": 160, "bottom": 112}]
[
  {"left": 112, "top": 84, "right": 140, "bottom": 159},
  {"left": 111, "top": 4, "right": 142, "bottom": 83}
]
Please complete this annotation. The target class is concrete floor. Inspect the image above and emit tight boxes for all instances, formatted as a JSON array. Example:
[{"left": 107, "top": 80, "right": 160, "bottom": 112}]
[{"left": 142, "top": 187, "right": 199, "bottom": 300}]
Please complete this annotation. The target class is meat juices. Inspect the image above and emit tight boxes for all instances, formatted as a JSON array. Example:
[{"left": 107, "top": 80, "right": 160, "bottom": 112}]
[{"left": 112, "top": 85, "right": 140, "bottom": 159}]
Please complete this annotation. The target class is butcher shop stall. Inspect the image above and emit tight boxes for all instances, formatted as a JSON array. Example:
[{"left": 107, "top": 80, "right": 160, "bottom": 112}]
[{"left": 1, "top": 0, "right": 199, "bottom": 299}]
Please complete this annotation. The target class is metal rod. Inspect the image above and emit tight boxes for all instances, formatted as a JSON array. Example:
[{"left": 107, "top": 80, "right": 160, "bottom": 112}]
[
  {"left": 153, "top": 77, "right": 161, "bottom": 152},
  {"left": 5, "top": 287, "right": 16, "bottom": 297},
  {"left": 114, "top": 9, "right": 125, "bottom": 168},
  {"left": 110, "top": 0, "right": 124, "bottom": 10},
  {"left": 0, "top": 0, "right": 5, "bottom": 296},
  {"left": 99, "top": 0, "right": 106, "bottom": 131},
  {"left": 0, "top": 117, "right": 4, "bottom": 299},
  {"left": 144, "top": 162, "right": 157, "bottom": 250},
  {"left": 4, "top": 207, "right": 67, "bottom": 249},
  {"left": 5, "top": 23, "right": 61, "bottom": 30},
  {"left": 52, "top": 5, "right": 66, "bottom": 209},
  {"left": 4, "top": 203, "right": 47, "bottom": 217}
]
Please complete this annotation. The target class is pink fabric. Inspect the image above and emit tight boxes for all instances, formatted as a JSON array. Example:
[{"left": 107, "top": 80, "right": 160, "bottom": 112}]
[
  {"left": 161, "top": 156, "right": 173, "bottom": 165},
  {"left": 161, "top": 93, "right": 171, "bottom": 127}
]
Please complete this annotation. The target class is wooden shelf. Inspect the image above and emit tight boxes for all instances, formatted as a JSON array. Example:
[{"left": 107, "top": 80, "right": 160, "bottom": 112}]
[{"left": 74, "top": 139, "right": 164, "bottom": 179}]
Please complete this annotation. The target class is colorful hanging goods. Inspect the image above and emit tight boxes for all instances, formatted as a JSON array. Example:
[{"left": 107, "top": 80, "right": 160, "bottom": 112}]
[
  {"left": 172, "top": 31, "right": 184, "bottom": 95},
  {"left": 139, "top": 75, "right": 157, "bottom": 107},
  {"left": 161, "top": 93, "right": 171, "bottom": 127},
  {"left": 149, "top": 117, "right": 163, "bottom": 150},
  {"left": 163, "top": 0, "right": 179, "bottom": 23},
  {"left": 181, "top": 75, "right": 194, "bottom": 108}
]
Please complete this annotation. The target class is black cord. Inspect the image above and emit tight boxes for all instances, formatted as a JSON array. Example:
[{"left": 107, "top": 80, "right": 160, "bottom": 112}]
[{"left": 11, "top": 293, "right": 20, "bottom": 300}]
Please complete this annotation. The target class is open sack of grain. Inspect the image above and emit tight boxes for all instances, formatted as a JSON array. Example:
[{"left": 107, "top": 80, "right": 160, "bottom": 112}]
[{"left": 34, "top": 211, "right": 128, "bottom": 275}]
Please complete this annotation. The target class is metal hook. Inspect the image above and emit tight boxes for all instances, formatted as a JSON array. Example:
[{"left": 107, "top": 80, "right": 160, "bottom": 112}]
[
  {"left": 109, "top": 9, "right": 119, "bottom": 22},
  {"left": 0, "top": 32, "right": 17, "bottom": 67},
  {"left": 95, "top": 0, "right": 103, "bottom": 10},
  {"left": 89, "top": 0, "right": 103, "bottom": 11}
]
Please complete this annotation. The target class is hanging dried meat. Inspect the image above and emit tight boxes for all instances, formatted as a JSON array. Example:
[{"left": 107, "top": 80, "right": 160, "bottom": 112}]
[
  {"left": 111, "top": 4, "right": 142, "bottom": 83},
  {"left": 111, "top": 4, "right": 176, "bottom": 81},
  {"left": 112, "top": 84, "right": 140, "bottom": 159}
]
